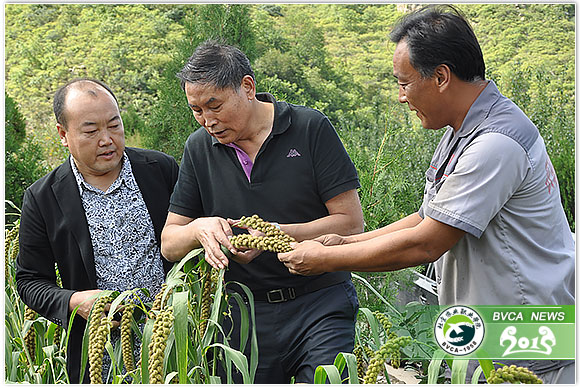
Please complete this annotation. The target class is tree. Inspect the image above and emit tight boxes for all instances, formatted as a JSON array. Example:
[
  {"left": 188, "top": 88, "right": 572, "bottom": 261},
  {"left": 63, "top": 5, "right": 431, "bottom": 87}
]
[
  {"left": 5, "top": 94, "right": 49, "bottom": 222},
  {"left": 140, "top": 4, "right": 256, "bottom": 161}
]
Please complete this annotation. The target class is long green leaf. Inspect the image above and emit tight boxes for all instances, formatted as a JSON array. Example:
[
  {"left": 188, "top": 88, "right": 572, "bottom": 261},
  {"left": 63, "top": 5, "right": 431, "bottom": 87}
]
[
  {"left": 205, "top": 343, "right": 251, "bottom": 383},
  {"left": 314, "top": 365, "right": 342, "bottom": 384},
  {"left": 229, "top": 293, "right": 250, "bottom": 351},
  {"left": 163, "top": 331, "right": 176, "bottom": 381},
  {"left": 471, "top": 365, "right": 484, "bottom": 384},
  {"left": 333, "top": 352, "right": 358, "bottom": 384},
  {"left": 334, "top": 352, "right": 358, "bottom": 384},
  {"left": 427, "top": 349, "right": 446, "bottom": 384},
  {"left": 165, "top": 371, "right": 179, "bottom": 384},
  {"left": 167, "top": 248, "right": 204, "bottom": 278},
  {"left": 10, "top": 351, "right": 20, "bottom": 382},
  {"left": 172, "top": 290, "right": 189, "bottom": 383},
  {"left": 104, "top": 341, "right": 117, "bottom": 381},
  {"left": 474, "top": 349, "right": 495, "bottom": 382},
  {"left": 352, "top": 273, "right": 402, "bottom": 318},
  {"left": 107, "top": 289, "right": 139, "bottom": 320},
  {"left": 228, "top": 280, "right": 259, "bottom": 382},
  {"left": 208, "top": 375, "right": 221, "bottom": 383},
  {"left": 358, "top": 307, "right": 382, "bottom": 347},
  {"left": 450, "top": 358, "right": 469, "bottom": 384},
  {"left": 140, "top": 317, "right": 156, "bottom": 384}
]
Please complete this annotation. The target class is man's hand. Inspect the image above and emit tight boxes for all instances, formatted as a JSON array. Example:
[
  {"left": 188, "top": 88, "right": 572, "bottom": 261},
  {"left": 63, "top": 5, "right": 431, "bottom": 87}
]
[
  {"left": 69, "top": 289, "right": 121, "bottom": 329},
  {"left": 193, "top": 217, "right": 238, "bottom": 269},
  {"left": 277, "top": 240, "right": 327, "bottom": 276},
  {"left": 228, "top": 218, "right": 265, "bottom": 265}
]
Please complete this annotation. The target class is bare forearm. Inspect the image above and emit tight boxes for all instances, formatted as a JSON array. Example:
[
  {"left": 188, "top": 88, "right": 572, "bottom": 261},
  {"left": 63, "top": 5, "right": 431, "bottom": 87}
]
[
  {"left": 161, "top": 223, "right": 201, "bottom": 262},
  {"left": 347, "top": 212, "right": 423, "bottom": 244},
  {"left": 279, "top": 216, "right": 465, "bottom": 276},
  {"left": 282, "top": 213, "right": 364, "bottom": 242},
  {"left": 324, "top": 228, "right": 435, "bottom": 272}
]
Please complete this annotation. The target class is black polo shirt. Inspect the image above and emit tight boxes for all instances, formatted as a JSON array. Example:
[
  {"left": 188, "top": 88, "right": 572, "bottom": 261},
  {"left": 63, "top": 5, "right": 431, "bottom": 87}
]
[{"left": 170, "top": 93, "right": 359, "bottom": 290}]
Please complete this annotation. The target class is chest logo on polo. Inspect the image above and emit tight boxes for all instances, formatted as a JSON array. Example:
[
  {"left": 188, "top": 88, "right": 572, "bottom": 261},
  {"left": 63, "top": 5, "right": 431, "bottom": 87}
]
[{"left": 286, "top": 148, "right": 301, "bottom": 158}]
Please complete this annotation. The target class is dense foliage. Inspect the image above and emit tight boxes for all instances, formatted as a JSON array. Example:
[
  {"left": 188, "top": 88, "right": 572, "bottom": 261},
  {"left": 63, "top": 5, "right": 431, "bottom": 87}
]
[
  {"left": 5, "top": 3, "right": 574, "bottom": 231},
  {"left": 4, "top": 94, "right": 49, "bottom": 222}
]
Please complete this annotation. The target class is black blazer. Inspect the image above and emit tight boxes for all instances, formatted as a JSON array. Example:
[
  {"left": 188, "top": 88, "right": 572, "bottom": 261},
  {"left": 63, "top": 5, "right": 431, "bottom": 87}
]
[{"left": 15, "top": 147, "right": 179, "bottom": 383}]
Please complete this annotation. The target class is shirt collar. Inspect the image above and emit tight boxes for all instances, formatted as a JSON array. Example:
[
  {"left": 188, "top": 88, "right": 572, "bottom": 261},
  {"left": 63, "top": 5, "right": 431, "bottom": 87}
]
[
  {"left": 70, "top": 152, "right": 136, "bottom": 194},
  {"left": 454, "top": 80, "right": 502, "bottom": 138}
]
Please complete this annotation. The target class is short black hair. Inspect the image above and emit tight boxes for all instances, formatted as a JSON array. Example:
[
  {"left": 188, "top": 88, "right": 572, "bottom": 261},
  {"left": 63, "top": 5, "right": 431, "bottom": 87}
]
[
  {"left": 176, "top": 39, "right": 255, "bottom": 90},
  {"left": 53, "top": 78, "right": 118, "bottom": 128},
  {"left": 390, "top": 5, "right": 485, "bottom": 82}
]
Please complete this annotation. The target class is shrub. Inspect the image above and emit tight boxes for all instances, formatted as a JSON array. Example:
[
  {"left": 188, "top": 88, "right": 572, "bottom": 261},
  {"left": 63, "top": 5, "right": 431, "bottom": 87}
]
[{"left": 5, "top": 93, "right": 49, "bottom": 223}]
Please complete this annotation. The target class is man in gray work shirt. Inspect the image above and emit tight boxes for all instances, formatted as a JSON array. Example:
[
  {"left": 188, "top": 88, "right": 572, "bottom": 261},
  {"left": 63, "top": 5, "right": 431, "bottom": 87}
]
[{"left": 279, "top": 5, "right": 574, "bottom": 383}]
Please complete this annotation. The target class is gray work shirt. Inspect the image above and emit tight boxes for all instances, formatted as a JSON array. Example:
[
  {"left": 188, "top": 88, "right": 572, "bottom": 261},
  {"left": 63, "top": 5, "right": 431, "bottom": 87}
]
[{"left": 420, "top": 81, "right": 575, "bottom": 305}]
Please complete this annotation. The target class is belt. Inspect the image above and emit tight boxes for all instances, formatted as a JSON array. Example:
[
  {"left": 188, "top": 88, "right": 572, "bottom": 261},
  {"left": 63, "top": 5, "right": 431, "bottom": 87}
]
[{"left": 251, "top": 273, "right": 349, "bottom": 303}]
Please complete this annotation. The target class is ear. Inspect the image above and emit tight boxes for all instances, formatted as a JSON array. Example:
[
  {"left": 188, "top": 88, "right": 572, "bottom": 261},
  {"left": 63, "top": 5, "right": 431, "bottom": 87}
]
[
  {"left": 240, "top": 75, "right": 256, "bottom": 101},
  {"left": 433, "top": 64, "right": 452, "bottom": 91},
  {"left": 57, "top": 123, "right": 69, "bottom": 147}
]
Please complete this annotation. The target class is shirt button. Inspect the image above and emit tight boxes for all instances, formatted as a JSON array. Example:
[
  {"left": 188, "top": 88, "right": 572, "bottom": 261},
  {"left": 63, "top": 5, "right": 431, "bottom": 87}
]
[{"left": 243, "top": 160, "right": 249, "bottom": 165}]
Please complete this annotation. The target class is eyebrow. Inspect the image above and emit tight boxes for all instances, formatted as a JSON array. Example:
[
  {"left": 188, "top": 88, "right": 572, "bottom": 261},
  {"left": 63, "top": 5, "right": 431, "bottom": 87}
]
[
  {"left": 80, "top": 115, "right": 121, "bottom": 127},
  {"left": 188, "top": 97, "right": 218, "bottom": 109}
]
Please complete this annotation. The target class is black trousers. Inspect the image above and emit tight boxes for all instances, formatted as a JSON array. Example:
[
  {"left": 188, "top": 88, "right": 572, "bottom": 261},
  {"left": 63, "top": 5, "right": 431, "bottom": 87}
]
[{"left": 220, "top": 281, "right": 359, "bottom": 383}]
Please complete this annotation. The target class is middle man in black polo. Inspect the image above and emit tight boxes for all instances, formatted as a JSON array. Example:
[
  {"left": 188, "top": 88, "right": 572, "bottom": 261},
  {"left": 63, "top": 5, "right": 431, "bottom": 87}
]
[{"left": 161, "top": 40, "right": 364, "bottom": 383}]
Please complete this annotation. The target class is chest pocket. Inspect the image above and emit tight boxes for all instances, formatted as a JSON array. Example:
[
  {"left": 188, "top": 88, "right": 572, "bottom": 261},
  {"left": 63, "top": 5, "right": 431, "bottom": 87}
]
[{"left": 426, "top": 140, "right": 460, "bottom": 197}]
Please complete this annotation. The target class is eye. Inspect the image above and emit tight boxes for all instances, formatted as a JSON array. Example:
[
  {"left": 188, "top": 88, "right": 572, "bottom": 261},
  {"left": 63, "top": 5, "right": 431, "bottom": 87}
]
[{"left": 209, "top": 104, "right": 222, "bottom": 111}]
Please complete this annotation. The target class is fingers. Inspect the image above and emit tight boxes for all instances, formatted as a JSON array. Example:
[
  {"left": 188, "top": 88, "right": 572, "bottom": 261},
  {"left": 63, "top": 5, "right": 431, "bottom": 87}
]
[
  {"left": 232, "top": 248, "right": 261, "bottom": 265},
  {"left": 227, "top": 218, "right": 241, "bottom": 228},
  {"left": 110, "top": 320, "right": 121, "bottom": 330},
  {"left": 196, "top": 218, "right": 237, "bottom": 269}
]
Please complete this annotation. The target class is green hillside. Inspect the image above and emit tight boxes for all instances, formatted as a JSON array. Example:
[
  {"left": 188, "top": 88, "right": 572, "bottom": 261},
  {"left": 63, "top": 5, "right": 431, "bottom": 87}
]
[{"left": 5, "top": 3, "right": 575, "bottom": 229}]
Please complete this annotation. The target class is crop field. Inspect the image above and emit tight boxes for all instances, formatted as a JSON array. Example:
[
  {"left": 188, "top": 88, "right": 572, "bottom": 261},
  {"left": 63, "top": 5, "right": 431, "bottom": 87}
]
[{"left": 5, "top": 212, "right": 545, "bottom": 384}]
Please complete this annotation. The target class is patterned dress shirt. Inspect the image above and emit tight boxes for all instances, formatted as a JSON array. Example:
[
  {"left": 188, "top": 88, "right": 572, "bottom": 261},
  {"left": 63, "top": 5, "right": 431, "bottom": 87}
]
[{"left": 70, "top": 153, "right": 165, "bottom": 381}]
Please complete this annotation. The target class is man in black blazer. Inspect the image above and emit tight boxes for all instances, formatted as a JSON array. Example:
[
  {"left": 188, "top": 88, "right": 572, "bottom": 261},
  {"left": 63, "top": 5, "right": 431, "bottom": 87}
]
[{"left": 15, "top": 78, "right": 178, "bottom": 383}]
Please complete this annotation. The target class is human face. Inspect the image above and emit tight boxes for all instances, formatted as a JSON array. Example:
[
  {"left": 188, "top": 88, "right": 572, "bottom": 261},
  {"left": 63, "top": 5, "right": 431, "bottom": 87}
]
[
  {"left": 184, "top": 79, "right": 253, "bottom": 144},
  {"left": 393, "top": 41, "right": 446, "bottom": 130},
  {"left": 58, "top": 87, "right": 125, "bottom": 183}
]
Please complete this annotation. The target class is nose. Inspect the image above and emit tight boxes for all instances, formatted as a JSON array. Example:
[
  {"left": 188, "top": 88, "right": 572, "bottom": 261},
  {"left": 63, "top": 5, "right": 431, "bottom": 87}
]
[
  {"left": 98, "top": 129, "right": 113, "bottom": 146},
  {"left": 202, "top": 112, "right": 218, "bottom": 129},
  {"left": 398, "top": 86, "right": 407, "bottom": 104}
]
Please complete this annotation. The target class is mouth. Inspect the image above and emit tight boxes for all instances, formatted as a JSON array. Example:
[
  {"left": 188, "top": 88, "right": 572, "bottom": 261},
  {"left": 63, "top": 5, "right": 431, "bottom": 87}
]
[
  {"left": 209, "top": 129, "right": 228, "bottom": 137},
  {"left": 98, "top": 150, "right": 116, "bottom": 159}
]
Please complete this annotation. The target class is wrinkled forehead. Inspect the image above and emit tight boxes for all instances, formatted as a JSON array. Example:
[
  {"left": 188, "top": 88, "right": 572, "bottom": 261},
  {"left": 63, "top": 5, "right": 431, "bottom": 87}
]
[{"left": 184, "top": 81, "right": 237, "bottom": 105}]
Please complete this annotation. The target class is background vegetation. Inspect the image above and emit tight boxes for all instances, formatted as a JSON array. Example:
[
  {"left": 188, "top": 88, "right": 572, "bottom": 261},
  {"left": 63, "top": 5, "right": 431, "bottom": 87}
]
[
  {"left": 4, "top": 3, "right": 575, "bottom": 384},
  {"left": 5, "top": 3, "right": 574, "bottom": 230}
]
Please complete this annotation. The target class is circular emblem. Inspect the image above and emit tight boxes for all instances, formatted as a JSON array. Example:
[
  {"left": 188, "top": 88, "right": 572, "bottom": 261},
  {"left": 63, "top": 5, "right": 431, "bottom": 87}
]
[{"left": 434, "top": 305, "right": 485, "bottom": 356}]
